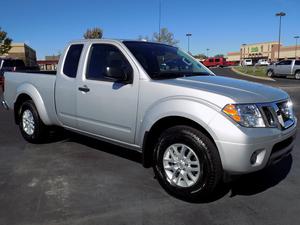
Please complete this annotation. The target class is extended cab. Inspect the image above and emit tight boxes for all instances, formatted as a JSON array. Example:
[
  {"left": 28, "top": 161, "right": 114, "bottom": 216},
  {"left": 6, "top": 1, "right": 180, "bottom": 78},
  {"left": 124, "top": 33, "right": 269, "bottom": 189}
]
[
  {"left": 1, "top": 40, "right": 297, "bottom": 200},
  {"left": 267, "top": 59, "right": 300, "bottom": 79}
]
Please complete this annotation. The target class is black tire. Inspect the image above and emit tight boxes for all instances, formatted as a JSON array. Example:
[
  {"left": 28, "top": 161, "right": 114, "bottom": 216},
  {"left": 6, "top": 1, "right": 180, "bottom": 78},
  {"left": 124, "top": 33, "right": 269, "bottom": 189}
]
[
  {"left": 295, "top": 71, "right": 300, "bottom": 80},
  {"left": 153, "top": 125, "right": 223, "bottom": 200},
  {"left": 267, "top": 70, "right": 274, "bottom": 77},
  {"left": 19, "top": 100, "right": 48, "bottom": 143}
]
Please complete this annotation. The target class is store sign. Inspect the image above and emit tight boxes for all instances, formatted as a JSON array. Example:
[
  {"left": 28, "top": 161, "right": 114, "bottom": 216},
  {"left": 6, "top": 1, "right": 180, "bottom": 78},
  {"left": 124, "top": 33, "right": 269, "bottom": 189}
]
[{"left": 251, "top": 47, "right": 259, "bottom": 52}]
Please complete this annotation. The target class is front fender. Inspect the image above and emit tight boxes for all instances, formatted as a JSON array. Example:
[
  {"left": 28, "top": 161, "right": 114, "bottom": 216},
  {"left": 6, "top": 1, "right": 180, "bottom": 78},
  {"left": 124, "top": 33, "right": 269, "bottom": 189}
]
[
  {"left": 137, "top": 97, "right": 220, "bottom": 146},
  {"left": 15, "top": 83, "right": 52, "bottom": 125}
]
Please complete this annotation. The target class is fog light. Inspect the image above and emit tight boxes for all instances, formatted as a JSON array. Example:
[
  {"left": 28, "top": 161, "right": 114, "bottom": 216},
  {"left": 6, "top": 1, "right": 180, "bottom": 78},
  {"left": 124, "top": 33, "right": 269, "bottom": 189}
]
[{"left": 250, "top": 149, "right": 266, "bottom": 165}]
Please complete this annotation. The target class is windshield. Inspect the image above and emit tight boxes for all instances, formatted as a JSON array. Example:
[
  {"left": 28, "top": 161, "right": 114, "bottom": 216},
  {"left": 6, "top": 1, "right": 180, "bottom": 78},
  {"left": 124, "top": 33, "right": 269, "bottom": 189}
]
[{"left": 123, "top": 41, "right": 213, "bottom": 79}]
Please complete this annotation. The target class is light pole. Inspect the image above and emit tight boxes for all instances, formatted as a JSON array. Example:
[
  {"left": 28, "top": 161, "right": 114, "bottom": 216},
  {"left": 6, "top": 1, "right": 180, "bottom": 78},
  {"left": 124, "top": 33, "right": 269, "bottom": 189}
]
[
  {"left": 206, "top": 48, "right": 210, "bottom": 58},
  {"left": 240, "top": 44, "right": 247, "bottom": 66},
  {"left": 294, "top": 36, "right": 299, "bottom": 59},
  {"left": 186, "top": 33, "right": 192, "bottom": 53},
  {"left": 275, "top": 12, "right": 286, "bottom": 61},
  {"left": 158, "top": 0, "right": 161, "bottom": 42}
]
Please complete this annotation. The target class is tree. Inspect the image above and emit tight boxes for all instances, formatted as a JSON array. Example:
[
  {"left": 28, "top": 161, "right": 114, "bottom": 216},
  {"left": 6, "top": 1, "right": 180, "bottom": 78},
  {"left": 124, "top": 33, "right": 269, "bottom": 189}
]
[
  {"left": 193, "top": 54, "right": 207, "bottom": 60},
  {"left": 0, "top": 27, "right": 12, "bottom": 55},
  {"left": 214, "top": 54, "right": 224, "bottom": 58},
  {"left": 152, "top": 28, "right": 179, "bottom": 45},
  {"left": 83, "top": 27, "right": 103, "bottom": 39}
]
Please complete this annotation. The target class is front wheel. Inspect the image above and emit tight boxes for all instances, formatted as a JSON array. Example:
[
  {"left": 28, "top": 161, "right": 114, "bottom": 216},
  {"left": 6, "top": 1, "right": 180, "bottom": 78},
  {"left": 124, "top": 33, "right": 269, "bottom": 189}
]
[
  {"left": 19, "top": 100, "right": 48, "bottom": 143},
  {"left": 153, "top": 125, "right": 223, "bottom": 200}
]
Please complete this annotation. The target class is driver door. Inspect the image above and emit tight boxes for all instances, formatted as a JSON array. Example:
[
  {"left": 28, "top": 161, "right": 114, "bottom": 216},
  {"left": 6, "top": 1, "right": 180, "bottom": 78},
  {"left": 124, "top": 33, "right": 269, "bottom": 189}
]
[{"left": 76, "top": 43, "right": 139, "bottom": 144}]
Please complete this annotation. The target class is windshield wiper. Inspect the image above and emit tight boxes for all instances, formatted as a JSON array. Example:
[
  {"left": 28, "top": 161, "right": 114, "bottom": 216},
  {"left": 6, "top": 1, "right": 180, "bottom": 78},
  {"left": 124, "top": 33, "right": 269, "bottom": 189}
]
[{"left": 151, "top": 71, "right": 211, "bottom": 80}]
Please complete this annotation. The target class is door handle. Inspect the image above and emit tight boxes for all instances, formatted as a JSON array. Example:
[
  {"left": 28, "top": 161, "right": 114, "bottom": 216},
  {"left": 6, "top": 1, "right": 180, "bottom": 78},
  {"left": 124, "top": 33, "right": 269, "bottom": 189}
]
[{"left": 78, "top": 86, "right": 90, "bottom": 93}]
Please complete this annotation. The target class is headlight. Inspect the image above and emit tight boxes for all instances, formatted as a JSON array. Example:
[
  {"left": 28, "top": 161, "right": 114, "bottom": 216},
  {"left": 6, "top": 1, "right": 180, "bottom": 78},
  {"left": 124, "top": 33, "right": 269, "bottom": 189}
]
[
  {"left": 222, "top": 104, "right": 265, "bottom": 127},
  {"left": 279, "top": 100, "right": 294, "bottom": 121}
]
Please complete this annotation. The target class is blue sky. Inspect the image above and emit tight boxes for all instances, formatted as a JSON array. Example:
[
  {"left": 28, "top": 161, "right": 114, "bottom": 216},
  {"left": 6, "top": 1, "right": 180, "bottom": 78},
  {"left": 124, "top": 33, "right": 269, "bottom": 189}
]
[{"left": 2, "top": 0, "right": 299, "bottom": 59}]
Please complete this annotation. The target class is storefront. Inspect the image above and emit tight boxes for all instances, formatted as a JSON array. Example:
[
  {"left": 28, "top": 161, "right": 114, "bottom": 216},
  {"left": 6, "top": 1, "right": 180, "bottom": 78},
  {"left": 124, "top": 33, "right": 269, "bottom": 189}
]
[{"left": 227, "top": 41, "right": 300, "bottom": 63}]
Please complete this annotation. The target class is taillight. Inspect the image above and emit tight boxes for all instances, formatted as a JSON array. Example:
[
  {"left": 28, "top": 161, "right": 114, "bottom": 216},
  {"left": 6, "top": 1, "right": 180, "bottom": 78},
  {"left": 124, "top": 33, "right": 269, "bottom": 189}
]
[{"left": 0, "top": 76, "right": 4, "bottom": 92}]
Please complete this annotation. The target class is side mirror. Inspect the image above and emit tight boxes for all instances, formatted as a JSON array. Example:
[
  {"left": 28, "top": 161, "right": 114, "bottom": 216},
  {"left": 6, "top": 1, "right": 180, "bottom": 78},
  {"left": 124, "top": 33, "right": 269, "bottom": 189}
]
[{"left": 105, "top": 67, "right": 130, "bottom": 82}]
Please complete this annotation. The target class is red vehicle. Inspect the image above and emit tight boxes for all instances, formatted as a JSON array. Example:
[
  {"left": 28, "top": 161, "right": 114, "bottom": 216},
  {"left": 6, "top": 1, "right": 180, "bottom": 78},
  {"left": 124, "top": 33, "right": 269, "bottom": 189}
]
[{"left": 202, "top": 57, "right": 235, "bottom": 68}]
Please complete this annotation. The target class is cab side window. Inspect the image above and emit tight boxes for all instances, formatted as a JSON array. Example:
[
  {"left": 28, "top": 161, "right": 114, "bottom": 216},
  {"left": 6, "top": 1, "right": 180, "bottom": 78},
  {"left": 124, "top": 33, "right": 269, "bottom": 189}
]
[
  {"left": 63, "top": 44, "right": 84, "bottom": 78},
  {"left": 86, "top": 44, "right": 132, "bottom": 81}
]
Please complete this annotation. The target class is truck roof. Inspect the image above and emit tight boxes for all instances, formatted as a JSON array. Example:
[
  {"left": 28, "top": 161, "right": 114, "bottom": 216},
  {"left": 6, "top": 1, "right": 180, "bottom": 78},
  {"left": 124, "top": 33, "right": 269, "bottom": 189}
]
[{"left": 67, "top": 39, "right": 171, "bottom": 46}]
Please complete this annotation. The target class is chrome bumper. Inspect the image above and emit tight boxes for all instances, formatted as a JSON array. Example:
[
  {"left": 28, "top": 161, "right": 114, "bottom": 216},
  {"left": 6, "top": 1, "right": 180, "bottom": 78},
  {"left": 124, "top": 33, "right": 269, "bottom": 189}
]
[{"left": 1, "top": 100, "right": 9, "bottom": 110}]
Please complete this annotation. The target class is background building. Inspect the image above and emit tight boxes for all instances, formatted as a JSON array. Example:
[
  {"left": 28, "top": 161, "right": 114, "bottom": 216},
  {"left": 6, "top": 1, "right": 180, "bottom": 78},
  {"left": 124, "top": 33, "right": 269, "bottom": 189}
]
[
  {"left": 37, "top": 55, "right": 60, "bottom": 71},
  {"left": 227, "top": 41, "right": 300, "bottom": 63},
  {"left": 2, "top": 43, "right": 38, "bottom": 67},
  {"left": 226, "top": 52, "right": 240, "bottom": 63}
]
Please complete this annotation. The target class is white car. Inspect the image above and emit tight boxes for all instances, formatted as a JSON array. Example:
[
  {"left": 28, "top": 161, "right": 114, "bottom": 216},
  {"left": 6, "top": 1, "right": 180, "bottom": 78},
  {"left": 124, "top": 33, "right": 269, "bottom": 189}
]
[
  {"left": 242, "top": 59, "right": 253, "bottom": 66},
  {"left": 255, "top": 59, "right": 270, "bottom": 66}
]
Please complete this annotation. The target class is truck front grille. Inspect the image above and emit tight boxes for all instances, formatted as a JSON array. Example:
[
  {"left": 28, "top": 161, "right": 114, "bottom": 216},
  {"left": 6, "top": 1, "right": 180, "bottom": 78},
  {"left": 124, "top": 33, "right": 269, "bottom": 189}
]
[{"left": 258, "top": 100, "right": 295, "bottom": 130}]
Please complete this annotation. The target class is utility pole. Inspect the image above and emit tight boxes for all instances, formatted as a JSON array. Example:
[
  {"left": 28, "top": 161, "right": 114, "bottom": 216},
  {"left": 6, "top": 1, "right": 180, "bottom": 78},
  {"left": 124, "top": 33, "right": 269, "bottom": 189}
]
[{"left": 158, "top": 0, "right": 161, "bottom": 42}]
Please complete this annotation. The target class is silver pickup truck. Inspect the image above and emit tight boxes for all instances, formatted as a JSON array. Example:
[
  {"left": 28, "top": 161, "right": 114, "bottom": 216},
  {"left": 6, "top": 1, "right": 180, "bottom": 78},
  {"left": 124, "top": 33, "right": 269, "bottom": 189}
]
[
  {"left": 1, "top": 39, "right": 297, "bottom": 200},
  {"left": 267, "top": 59, "right": 300, "bottom": 79}
]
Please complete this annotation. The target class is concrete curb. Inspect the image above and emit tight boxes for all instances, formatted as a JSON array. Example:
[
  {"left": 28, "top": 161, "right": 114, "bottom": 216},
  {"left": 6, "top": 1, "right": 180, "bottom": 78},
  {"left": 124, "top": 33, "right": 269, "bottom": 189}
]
[{"left": 231, "top": 67, "right": 275, "bottom": 81}]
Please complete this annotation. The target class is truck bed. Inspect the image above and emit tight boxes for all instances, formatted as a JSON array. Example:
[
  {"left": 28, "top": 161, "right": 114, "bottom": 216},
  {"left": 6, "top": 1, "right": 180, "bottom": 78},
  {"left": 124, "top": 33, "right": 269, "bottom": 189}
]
[{"left": 3, "top": 71, "right": 59, "bottom": 125}]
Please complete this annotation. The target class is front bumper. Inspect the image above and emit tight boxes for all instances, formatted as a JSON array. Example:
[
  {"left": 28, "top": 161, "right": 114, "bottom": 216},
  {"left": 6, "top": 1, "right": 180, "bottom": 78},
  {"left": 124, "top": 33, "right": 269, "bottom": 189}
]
[{"left": 210, "top": 113, "right": 297, "bottom": 174}]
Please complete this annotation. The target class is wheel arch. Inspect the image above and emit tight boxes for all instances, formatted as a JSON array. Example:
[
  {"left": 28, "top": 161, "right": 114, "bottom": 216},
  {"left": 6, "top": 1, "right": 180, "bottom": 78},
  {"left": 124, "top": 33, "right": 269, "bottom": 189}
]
[
  {"left": 14, "top": 84, "right": 52, "bottom": 125},
  {"left": 295, "top": 69, "right": 300, "bottom": 74},
  {"left": 142, "top": 116, "right": 217, "bottom": 168}
]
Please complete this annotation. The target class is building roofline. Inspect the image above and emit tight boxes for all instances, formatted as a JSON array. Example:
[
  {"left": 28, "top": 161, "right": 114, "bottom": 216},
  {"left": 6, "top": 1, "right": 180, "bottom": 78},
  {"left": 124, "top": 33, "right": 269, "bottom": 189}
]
[{"left": 241, "top": 41, "right": 279, "bottom": 46}]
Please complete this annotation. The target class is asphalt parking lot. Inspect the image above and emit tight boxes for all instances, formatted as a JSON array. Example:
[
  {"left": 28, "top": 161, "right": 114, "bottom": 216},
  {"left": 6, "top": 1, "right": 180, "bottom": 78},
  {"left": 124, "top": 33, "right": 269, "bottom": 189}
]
[{"left": 1, "top": 68, "right": 300, "bottom": 225}]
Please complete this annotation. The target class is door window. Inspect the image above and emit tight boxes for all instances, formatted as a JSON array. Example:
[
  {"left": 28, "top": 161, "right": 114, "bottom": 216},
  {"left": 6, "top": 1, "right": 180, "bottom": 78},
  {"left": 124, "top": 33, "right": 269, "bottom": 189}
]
[
  {"left": 277, "top": 60, "right": 292, "bottom": 66},
  {"left": 86, "top": 44, "right": 132, "bottom": 81}
]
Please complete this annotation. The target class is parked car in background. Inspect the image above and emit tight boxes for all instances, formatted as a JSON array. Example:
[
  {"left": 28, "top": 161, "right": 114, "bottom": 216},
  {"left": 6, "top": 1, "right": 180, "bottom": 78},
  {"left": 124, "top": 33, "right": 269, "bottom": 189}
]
[
  {"left": 242, "top": 59, "right": 253, "bottom": 66},
  {"left": 0, "top": 58, "right": 26, "bottom": 92},
  {"left": 202, "top": 57, "right": 235, "bottom": 68},
  {"left": 1, "top": 39, "right": 297, "bottom": 200},
  {"left": 255, "top": 59, "right": 270, "bottom": 66},
  {"left": 267, "top": 59, "right": 300, "bottom": 79},
  {"left": 0, "top": 58, "right": 26, "bottom": 76},
  {"left": 0, "top": 58, "right": 39, "bottom": 77}
]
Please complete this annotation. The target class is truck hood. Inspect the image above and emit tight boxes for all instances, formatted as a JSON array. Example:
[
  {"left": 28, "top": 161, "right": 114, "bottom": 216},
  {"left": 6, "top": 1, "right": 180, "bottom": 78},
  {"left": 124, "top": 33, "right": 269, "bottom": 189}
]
[{"left": 157, "top": 75, "right": 289, "bottom": 105}]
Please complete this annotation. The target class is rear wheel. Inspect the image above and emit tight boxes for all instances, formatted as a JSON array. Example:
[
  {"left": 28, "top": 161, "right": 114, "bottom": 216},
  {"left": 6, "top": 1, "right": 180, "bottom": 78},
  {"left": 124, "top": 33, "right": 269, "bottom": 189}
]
[
  {"left": 267, "top": 70, "right": 274, "bottom": 77},
  {"left": 295, "top": 71, "right": 300, "bottom": 80},
  {"left": 19, "top": 100, "right": 48, "bottom": 143},
  {"left": 153, "top": 125, "right": 222, "bottom": 200}
]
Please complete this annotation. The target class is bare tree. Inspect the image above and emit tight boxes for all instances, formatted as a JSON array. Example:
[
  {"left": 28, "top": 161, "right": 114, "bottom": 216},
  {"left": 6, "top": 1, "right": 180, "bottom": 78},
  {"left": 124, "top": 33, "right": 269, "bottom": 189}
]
[
  {"left": 152, "top": 28, "right": 179, "bottom": 45},
  {"left": 214, "top": 54, "right": 224, "bottom": 58},
  {"left": 83, "top": 27, "right": 103, "bottom": 39}
]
